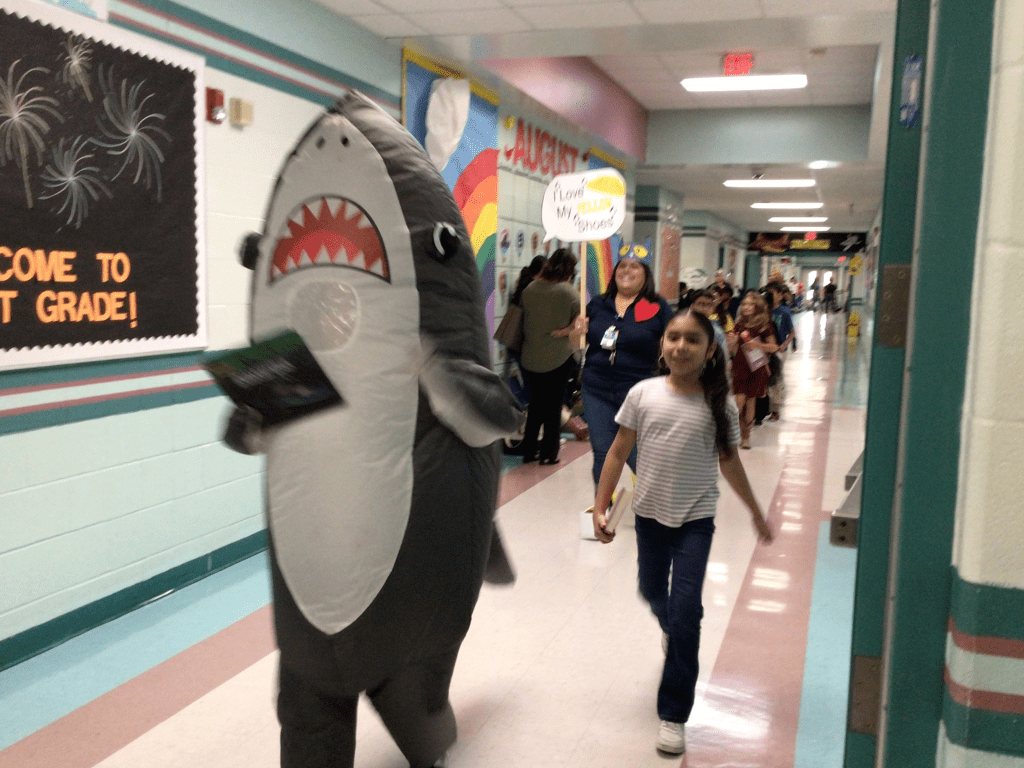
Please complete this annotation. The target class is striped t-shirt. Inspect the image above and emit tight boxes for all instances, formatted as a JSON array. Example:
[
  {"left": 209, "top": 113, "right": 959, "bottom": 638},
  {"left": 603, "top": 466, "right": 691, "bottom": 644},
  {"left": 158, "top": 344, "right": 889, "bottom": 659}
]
[{"left": 615, "top": 376, "right": 740, "bottom": 527}]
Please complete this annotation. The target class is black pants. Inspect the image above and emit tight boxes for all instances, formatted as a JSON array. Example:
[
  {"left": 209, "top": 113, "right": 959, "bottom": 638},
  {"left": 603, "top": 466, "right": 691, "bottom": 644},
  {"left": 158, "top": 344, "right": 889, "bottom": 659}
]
[
  {"left": 278, "top": 654, "right": 457, "bottom": 768},
  {"left": 755, "top": 395, "right": 770, "bottom": 423},
  {"left": 521, "top": 357, "right": 573, "bottom": 461}
]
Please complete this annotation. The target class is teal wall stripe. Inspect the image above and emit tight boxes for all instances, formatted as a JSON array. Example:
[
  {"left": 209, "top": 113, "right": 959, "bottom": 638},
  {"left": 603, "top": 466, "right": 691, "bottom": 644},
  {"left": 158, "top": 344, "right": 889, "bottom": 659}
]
[
  {"left": 0, "top": 530, "right": 268, "bottom": 674},
  {"left": 142, "top": 0, "right": 397, "bottom": 106},
  {"left": 0, "top": 349, "right": 246, "bottom": 436},
  {"left": 950, "top": 568, "right": 1024, "bottom": 641},
  {"left": 882, "top": 0, "right": 996, "bottom": 766},
  {"left": 109, "top": 21, "right": 339, "bottom": 108},
  {"left": 943, "top": 693, "right": 1024, "bottom": 758},
  {"left": 0, "top": 382, "right": 222, "bottom": 437},
  {"left": 113, "top": 0, "right": 399, "bottom": 108},
  {"left": 1, "top": 350, "right": 208, "bottom": 390}
]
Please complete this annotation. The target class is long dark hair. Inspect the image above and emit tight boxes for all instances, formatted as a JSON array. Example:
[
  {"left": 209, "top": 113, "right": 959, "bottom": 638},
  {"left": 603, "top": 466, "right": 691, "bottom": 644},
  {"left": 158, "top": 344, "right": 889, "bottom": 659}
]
[
  {"left": 601, "top": 259, "right": 660, "bottom": 303},
  {"left": 541, "top": 248, "right": 577, "bottom": 281},
  {"left": 510, "top": 255, "right": 548, "bottom": 305},
  {"left": 663, "top": 310, "right": 734, "bottom": 459}
]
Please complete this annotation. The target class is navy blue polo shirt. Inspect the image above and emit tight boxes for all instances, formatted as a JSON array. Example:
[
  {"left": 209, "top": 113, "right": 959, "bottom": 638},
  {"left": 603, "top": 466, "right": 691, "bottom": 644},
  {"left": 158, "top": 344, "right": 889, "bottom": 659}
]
[{"left": 582, "top": 294, "right": 674, "bottom": 389}]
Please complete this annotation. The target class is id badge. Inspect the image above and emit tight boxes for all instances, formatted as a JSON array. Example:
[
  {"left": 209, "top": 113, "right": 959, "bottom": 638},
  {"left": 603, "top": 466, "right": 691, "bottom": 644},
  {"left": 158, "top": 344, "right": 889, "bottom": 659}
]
[{"left": 600, "top": 326, "right": 619, "bottom": 351}]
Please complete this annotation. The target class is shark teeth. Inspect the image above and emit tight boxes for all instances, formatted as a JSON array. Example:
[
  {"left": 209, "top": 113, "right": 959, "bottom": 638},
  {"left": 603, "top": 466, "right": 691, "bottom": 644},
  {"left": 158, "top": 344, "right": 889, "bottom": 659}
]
[{"left": 270, "top": 195, "right": 389, "bottom": 283}]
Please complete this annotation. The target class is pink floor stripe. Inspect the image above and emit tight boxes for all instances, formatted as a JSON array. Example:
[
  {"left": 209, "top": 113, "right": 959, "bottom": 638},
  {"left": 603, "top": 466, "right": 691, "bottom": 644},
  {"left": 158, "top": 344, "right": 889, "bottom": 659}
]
[
  {"left": 497, "top": 439, "right": 591, "bottom": 507},
  {"left": 0, "top": 607, "right": 275, "bottom": 768},
  {"left": 0, "top": 444, "right": 588, "bottom": 768},
  {"left": 681, "top": 360, "right": 838, "bottom": 768}
]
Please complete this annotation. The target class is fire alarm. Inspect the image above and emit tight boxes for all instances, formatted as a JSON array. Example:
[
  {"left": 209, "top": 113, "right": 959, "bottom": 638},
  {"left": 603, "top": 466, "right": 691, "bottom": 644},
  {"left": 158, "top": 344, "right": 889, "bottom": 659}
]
[{"left": 206, "top": 88, "right": 226, "bottom": 124}]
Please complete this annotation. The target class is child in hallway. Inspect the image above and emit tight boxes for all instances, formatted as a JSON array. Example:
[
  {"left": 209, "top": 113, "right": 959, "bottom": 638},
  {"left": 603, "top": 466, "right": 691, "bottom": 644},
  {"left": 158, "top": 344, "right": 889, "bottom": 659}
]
[{"left": 592, "top": 310, "right": 774, "bottom": 756}]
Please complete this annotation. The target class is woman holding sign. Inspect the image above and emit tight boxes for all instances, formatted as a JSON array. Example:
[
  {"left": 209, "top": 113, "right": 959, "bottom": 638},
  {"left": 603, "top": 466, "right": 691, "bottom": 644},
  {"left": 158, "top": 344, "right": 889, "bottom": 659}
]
[{"left": 571, "top": 249, "right": 674, "bottom": 486}]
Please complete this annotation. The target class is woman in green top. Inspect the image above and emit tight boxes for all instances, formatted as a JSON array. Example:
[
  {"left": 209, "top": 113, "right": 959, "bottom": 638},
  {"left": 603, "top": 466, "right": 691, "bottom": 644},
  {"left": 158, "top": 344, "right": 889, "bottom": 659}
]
[{"left": 519, "top": 248, "right": 580, "bottom": 464}]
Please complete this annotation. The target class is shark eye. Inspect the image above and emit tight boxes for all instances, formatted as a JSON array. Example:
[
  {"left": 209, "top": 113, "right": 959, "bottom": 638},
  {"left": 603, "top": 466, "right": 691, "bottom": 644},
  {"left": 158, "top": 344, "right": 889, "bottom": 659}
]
[
  {"left": 341, "top": 135, "right": 350, "bottom": 147},
  {"left": 239, "top": 232, "right": 261, "bottom": 270},
  {"left": 431, "top": 223, "right": 459, "bottom": 262},
  {"left": 315, "top": 136, "right": 325, "bottom": 149}
]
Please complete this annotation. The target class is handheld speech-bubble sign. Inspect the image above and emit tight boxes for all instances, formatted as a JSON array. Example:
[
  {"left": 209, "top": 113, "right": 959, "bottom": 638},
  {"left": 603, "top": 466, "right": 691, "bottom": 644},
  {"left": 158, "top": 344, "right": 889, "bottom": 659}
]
[{"left": 542, "top": 169, "right": 626, "bottom": 243}]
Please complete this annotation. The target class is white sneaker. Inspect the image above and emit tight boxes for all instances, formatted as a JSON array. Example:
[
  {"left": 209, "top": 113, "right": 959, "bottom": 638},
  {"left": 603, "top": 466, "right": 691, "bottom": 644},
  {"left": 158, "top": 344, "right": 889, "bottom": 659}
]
[{"left": 656, "top": 720, "right": 686, "bottom": 754}]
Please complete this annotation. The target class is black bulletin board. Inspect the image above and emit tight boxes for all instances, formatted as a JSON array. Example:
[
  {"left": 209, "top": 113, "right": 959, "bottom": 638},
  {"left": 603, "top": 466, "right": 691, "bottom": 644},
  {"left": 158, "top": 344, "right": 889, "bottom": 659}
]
[{"left": 0, "top": 0, "right": 206, "bottom": 369}]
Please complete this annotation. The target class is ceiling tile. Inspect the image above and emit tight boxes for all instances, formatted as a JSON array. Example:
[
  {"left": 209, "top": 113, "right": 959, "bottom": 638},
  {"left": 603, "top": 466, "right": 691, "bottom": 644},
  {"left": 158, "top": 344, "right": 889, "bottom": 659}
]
[
  {"left": 518, "top": 2, "right": 643, "bottom": 30},
  {"left": 594, "top": 54, "right": 672, "bottom": 73},
  {"left": 502, "top": 0, "right": 637, "bottom": 4},
  {"left": 405, "top": 8, "right": 533, "bottom": 34},
  {"left": 350, "top": 12, "right": 427, "bottom": 36},
  {"left": 761, "top": 0, "right": 846, "bottom": 15},
  {"left": 376, "top": 0, "right": 501, "bottom": 10},
  {"left": 633, "top": 0, "right": 765, "bottom": 24},
  {"left": 311, "top": 0, "right": 390, "bottom": 13},
  {"left": 748, "top": 90, "right": 812, "bottom": 107},
  {"left": 761, "top": 0, "right": 896, "bottom": 15}
]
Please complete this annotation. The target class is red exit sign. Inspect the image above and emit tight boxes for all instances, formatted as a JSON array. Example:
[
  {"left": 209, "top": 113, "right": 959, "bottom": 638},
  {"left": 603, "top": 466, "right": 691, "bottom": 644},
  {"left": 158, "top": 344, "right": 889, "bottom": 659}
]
[{"left": 724, "top": 53, "right": 754, "bottom": 75}]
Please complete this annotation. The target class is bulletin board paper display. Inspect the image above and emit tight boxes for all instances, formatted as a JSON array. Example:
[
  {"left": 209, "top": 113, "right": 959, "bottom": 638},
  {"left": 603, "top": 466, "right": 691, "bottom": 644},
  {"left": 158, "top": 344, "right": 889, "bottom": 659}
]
[{"left": 0, "top": 0, "right": 206, "bottom": 370}]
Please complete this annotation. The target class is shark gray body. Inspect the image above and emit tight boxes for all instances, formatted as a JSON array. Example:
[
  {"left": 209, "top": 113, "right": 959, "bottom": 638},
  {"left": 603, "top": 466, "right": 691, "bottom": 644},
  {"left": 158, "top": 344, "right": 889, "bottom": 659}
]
[{"left": 238, "top": 90, "right": 523, "bottom": 767}]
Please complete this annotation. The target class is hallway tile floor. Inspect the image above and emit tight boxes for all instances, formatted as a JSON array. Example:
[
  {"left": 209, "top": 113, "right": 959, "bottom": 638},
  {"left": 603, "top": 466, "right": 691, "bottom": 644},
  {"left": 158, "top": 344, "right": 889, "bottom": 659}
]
[{"left": 0, "top": 311, "right": 864, "bottom": 768}]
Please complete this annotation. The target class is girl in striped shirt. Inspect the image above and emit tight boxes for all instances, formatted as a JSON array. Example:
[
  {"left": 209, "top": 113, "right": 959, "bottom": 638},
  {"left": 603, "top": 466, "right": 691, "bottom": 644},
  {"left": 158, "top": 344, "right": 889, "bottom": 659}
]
[{"left": 592, "top": 310, "right": 773, "bottom": 756}]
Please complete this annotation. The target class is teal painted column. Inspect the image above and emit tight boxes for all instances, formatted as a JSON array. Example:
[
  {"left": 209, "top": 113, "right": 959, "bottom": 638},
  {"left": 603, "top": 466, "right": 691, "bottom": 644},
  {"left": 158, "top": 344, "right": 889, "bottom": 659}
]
[
  {"left": 881, "top": 0, "right": 995, "bottom": 765},
  {"left": 845, "top": 0, "right": 929, "bottom": 761}
]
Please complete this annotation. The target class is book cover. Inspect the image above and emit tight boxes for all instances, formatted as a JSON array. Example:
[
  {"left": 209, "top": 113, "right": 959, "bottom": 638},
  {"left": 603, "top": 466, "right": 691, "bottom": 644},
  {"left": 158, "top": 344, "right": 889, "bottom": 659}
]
[
  {"left": 204, "top": 331, "right": 342, "bottom": 426},
  {"left": 606, "top": 487, "right": 634, "bottom": 533}
]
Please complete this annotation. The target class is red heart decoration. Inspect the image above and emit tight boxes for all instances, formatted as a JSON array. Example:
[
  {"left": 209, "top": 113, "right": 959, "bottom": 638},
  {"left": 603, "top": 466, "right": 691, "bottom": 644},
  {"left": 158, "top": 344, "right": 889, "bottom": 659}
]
[{"left": 633, "top": 299, "right": 658, "bottom": 322}]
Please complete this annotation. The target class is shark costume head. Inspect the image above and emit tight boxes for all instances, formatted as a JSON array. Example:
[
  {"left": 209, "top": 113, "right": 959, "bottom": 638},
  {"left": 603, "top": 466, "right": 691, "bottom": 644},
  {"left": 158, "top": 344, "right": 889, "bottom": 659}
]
[{"left": 238, "top": 90, "right": 522, "bottom": 768}]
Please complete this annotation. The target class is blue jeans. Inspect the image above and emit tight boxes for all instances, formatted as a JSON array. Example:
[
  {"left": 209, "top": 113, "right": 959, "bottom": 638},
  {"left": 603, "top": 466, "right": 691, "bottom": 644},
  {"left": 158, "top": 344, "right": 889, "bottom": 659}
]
[
  {"left": 581, "top": 383, "right": 637, "bottom": 486},
  {"left": 635, "top": 515, "right": 716, "bottom": 723}
]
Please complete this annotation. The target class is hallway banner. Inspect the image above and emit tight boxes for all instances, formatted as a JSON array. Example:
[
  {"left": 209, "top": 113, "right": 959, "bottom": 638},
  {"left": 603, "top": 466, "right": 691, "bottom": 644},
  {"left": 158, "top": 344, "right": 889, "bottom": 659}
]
[
  {"left": 0, "top": 0, "right": 205, "bottom": 370},
  {"left": 748, "top": 232, "right": 866, "bottom": 254}
]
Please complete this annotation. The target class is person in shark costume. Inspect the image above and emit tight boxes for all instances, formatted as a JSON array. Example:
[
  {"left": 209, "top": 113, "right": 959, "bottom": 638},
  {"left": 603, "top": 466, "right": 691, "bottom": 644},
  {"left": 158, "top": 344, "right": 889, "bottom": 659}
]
[{"left": 227, "top": 90, "right": 524, "bottom": 768}]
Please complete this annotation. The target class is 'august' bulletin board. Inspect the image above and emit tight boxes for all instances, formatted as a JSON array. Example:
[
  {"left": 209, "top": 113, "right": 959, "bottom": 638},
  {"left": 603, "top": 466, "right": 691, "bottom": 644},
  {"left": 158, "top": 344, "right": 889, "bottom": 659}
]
[{"left": 0, "top": 0, "right": 206, "bottom": 370}]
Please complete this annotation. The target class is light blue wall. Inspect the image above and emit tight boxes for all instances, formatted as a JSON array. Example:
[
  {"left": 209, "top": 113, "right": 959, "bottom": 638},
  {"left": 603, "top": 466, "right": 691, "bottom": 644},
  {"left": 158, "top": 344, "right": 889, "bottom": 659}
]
[{"left": 647, "top": 106, "right": 871, "bottom": 165}]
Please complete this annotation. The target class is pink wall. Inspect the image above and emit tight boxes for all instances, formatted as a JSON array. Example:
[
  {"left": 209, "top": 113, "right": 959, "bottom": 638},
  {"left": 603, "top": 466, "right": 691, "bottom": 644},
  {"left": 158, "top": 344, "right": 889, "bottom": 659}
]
[{"left": 480, "top": 57, "right": 647, "bottom": 162}]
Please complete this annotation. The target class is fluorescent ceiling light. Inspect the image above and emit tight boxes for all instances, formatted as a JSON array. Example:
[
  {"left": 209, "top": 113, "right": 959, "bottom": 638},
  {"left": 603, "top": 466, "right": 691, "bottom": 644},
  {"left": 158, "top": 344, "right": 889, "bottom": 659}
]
[
  {"left": 809, "top": 160, "right": 839, "bottom": 169},
  {"left": 724, "top": 179, "right": 816, "bottom": 188},
  {"left": 780, "top": 226, "right": 831, "bottom": 232},
  {"left": 681, "top": 74, "right": 808, "bottom": 92},
  {"left": 769, "top": 216, "right": 828, "bottom": 222},
  {"left": 751, "top": 202, "right": 824, "bottom": 209}
]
